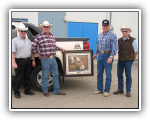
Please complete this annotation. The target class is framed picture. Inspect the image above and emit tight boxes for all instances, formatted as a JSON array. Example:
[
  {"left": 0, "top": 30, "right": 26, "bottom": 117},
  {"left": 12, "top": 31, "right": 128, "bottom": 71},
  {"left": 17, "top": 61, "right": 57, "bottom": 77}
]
[{"left": 63, "top": 50, "right": 93, "bottom": 77}]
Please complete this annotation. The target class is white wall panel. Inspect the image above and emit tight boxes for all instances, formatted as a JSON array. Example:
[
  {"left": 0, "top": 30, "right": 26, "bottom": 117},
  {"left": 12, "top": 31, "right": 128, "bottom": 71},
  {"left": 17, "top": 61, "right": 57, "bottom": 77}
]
[
  {"left": 112, "top": 12, "right": 138, "bottom": 39},
  {"left": 12, "top": 12, "right": 38, "bottom": 26}
]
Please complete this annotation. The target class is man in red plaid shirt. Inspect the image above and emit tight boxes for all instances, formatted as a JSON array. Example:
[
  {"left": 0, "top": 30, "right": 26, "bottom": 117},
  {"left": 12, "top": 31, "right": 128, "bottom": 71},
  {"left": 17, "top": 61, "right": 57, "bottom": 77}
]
[{"left": 32, "top": 21, "right": 66, "bottom": 97}]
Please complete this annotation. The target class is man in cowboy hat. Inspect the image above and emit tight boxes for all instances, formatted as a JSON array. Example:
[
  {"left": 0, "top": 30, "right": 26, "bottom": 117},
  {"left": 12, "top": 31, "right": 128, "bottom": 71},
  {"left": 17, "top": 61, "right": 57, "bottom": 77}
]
[
  {"left": 113, "top": 24, "right": 138, "bottom": 97},
  {"left": 12, "top": 24, "right": 35, "bottom": 98},
  {"left": 32, "top": 20, "right": 66, "bottom": 97}
]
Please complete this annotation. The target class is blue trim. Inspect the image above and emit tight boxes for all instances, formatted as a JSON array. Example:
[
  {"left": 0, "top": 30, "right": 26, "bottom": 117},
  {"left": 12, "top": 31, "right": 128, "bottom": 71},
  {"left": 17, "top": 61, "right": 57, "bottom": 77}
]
[{"left": 12, "top": 18, "right": 28, "bottom": 22}]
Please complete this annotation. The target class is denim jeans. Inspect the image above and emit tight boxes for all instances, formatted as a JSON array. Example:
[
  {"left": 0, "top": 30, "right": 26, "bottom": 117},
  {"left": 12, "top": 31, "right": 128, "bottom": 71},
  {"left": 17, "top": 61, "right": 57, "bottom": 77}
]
[
  {"left": 97, "top": 52, "right": 113, "bottom": 93},
  {"left": 117, "top": 61, "right": 133, "bottom": 92},
  {"left": 41, "top": 57, "right": 60, "bottom": 94}
]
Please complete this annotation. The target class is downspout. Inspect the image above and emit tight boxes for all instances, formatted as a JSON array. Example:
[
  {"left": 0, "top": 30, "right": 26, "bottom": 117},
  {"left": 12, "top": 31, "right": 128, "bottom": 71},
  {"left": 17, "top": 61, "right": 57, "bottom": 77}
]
[{"left": 110, "top": 12, "right": 112, "bottom": 26}]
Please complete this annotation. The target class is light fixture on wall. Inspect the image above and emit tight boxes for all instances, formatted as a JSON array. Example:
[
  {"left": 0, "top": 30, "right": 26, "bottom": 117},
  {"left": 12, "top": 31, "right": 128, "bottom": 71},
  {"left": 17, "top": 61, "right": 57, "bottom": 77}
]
[{"left": 64, "top": 16, "right": 67, "bottom": 22}]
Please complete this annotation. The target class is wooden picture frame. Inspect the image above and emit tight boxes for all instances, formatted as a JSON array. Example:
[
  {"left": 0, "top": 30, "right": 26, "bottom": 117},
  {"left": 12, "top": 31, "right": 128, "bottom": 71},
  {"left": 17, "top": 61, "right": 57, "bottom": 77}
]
[{"left": 63, "top": 50, "right": 93, "bottom": 77}]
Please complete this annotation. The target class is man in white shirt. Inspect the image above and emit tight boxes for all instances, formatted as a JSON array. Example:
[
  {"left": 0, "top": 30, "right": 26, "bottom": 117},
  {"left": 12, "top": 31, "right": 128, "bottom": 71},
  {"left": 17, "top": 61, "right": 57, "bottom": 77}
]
[{"left": 12, "top": 24, "right": 35, "bottom": 98}]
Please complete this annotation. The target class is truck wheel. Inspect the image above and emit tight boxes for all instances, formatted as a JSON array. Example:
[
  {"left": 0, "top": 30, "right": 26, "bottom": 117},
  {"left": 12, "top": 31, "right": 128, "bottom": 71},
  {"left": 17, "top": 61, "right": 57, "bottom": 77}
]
[{"left": 31, "top": 65, "right": 61, "bottom": 92}]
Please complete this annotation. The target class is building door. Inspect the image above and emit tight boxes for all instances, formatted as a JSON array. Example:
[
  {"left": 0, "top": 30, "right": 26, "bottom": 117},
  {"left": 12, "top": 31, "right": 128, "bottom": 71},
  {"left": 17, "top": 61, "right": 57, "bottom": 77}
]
[{"left": 68, "top": 22, "right": 98, "bottom": 55}]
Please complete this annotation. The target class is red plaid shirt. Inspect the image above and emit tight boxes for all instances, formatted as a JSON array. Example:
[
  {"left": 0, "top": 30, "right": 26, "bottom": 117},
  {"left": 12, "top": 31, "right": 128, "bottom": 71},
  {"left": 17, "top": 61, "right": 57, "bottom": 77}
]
[{"left": 32, "top": 32, "right": 61, "bottom": 56}]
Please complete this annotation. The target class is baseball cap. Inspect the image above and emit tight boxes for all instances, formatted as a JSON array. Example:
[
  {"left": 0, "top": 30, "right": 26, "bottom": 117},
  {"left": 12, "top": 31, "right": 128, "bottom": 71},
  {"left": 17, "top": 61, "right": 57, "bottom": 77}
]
[{"left": 102, "top": 19, "right": 109, "bottom": 26}]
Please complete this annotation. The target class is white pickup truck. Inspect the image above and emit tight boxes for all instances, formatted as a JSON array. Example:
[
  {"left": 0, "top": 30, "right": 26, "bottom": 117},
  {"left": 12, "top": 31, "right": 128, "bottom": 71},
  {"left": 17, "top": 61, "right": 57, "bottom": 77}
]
[{"left": 12, "top": 22, "right": 92, "bottom": 91}]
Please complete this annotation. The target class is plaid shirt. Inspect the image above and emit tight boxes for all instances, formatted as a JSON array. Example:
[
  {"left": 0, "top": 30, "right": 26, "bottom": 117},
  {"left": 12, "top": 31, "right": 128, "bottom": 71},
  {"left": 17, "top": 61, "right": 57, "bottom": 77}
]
[
  {"left": 32, "top": 32, "right": 61, "bottom": 56},
  {"left": 96, "top": 30, "right": 118, "bottom": 56}
]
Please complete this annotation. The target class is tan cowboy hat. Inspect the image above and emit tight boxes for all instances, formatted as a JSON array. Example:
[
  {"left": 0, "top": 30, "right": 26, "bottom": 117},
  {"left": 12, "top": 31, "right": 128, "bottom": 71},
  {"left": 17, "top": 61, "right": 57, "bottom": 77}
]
[
  {"left": 39, "top": 21, "right": 53, "bottom": 29},
  {"left": 15, "top": 24, "right": 28, "bottom": 31},
  {"left": 120, "top": 24, "right": 132, "bottom": 32}
]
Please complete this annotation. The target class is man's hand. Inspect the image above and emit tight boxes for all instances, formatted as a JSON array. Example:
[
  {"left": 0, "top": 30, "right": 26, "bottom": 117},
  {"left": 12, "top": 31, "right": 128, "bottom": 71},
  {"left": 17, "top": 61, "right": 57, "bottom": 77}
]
[
  {"left": 12, "top": 62, "right": 18, "bottom": 69},
  {"left": 38, "top": 56, "right": 41, "bottom": 59},
  {"left": 92, "top": 53, "right": 98, "bottom": 59},
  {"left": 107, "top": 57, "right": 113, "bottom": 64},
  {"left": 61, "top": 48, "right": 65, "bottom": 52},
  {"left": 32, "top": 61, "right": 36, "bottom": 67}
]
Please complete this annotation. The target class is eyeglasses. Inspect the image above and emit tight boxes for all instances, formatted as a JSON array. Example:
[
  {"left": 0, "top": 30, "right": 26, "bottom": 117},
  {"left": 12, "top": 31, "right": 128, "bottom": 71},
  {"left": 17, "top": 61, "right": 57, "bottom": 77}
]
[
  {"left": 44, "top": 26, "right": 49, "bottom": 28},
  {"left": 122, "top": 31, "right": 128, "bottom": 33},
  {"left": 20, "top": 31, "right": 26, "bottom": 33}
]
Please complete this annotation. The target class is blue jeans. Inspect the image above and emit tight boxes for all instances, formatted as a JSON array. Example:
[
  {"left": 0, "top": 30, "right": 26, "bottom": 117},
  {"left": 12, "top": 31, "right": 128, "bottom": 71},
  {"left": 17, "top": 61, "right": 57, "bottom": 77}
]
[
  {"left": 41, "top": 57, "right": 60, "bottom": 94},
  {"left": 97, "top": 52, "right": 113, "bottom": 93},
  {"left": 117, "top": 61, "right": 133, "bottom": 92}
]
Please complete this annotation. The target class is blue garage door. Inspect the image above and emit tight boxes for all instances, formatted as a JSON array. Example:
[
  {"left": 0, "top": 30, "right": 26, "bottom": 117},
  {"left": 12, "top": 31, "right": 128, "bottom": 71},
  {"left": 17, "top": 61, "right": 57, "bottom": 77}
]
[{"left": 68, "top": 22, "right": 98, "bottom": 55}]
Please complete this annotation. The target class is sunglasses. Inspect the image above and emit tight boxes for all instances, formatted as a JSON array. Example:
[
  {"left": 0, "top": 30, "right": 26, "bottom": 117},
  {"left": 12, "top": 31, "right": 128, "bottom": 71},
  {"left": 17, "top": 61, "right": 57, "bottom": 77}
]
[
  {"left": 122, "top": 31, "right": 128, "bottom": 33},
  {"left": 20, "top": 31, "right": 26, "bottom": 33},
  {"left": 44, "top": 26, "right": 49, "bottom": 28}
]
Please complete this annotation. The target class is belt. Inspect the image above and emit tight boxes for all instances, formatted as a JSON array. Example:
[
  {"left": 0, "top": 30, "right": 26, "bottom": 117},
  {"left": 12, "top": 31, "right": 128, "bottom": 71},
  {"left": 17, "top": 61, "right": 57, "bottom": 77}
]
[
  {"left": 99, "top": 50, "right": 111, "bottom": 54},
  {"left": 16, "top": 57, "right": 30, "bottom": 60},
  {"left": 41, "top": 55, "right": 55, "bottom": 59}
]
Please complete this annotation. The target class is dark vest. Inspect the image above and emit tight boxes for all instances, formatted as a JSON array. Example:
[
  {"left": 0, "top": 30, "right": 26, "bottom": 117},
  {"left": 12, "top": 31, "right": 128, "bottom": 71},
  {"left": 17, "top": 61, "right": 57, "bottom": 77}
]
[{"left": 118, "top": 35, "right": 135, "bottom": 61}]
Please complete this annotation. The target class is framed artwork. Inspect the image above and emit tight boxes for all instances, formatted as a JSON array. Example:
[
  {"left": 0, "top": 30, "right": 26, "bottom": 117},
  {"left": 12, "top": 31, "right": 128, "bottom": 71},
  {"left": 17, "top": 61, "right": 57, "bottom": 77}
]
[{"left": 63, "top": 50, "right": 93, "bottom": 77}]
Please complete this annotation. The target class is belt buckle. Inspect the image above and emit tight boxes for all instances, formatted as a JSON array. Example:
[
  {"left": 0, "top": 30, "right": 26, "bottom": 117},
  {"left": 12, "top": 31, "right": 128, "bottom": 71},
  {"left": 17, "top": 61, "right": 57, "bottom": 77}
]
[
  {"left": 100, "top": 50, "right": 104, "bottom": 54},
  {"left": 50, "top": 56, "right": 54, "bottom": 59}
]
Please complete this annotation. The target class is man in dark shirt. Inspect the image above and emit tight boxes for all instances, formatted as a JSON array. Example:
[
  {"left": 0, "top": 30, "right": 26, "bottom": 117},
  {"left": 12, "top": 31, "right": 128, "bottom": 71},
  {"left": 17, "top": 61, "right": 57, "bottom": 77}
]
[{"left": 113, "top": 24, "right": 138, "bottom": 97}]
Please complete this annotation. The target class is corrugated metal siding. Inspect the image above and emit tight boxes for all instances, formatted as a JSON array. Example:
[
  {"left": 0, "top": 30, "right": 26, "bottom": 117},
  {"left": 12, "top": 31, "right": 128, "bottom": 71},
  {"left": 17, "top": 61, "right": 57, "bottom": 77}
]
[
  {"left": 12, "top": 12, "right": 38, "bottom": 26},
  {"left": 111, "top": 12, "right": 138, "bottom": 39},
  {"left": 38, "top": 12, "right": 67, "bottom": 37},
  {"left": 66, "top": 12, "right": 109, "bottom": 22}
]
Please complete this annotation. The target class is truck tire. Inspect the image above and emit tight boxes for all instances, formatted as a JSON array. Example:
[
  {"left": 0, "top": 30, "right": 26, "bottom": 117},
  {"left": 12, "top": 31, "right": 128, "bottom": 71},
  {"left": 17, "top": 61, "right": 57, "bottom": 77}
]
[{"left": 31, "top": 65, "right": 61, "bottom": 92}]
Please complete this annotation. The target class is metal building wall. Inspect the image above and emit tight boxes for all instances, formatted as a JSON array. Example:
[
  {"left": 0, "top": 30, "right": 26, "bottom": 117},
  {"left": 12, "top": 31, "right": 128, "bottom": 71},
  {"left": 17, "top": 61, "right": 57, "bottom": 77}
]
[
  {"left": 111, "top": 12, "right": 138, "bottom": 40},
  {"left": 38, "top": 12, "right": 67, "bottom": 37},
  {"left": 12, "top": 12, "right": 38, "bottom": 26}
]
